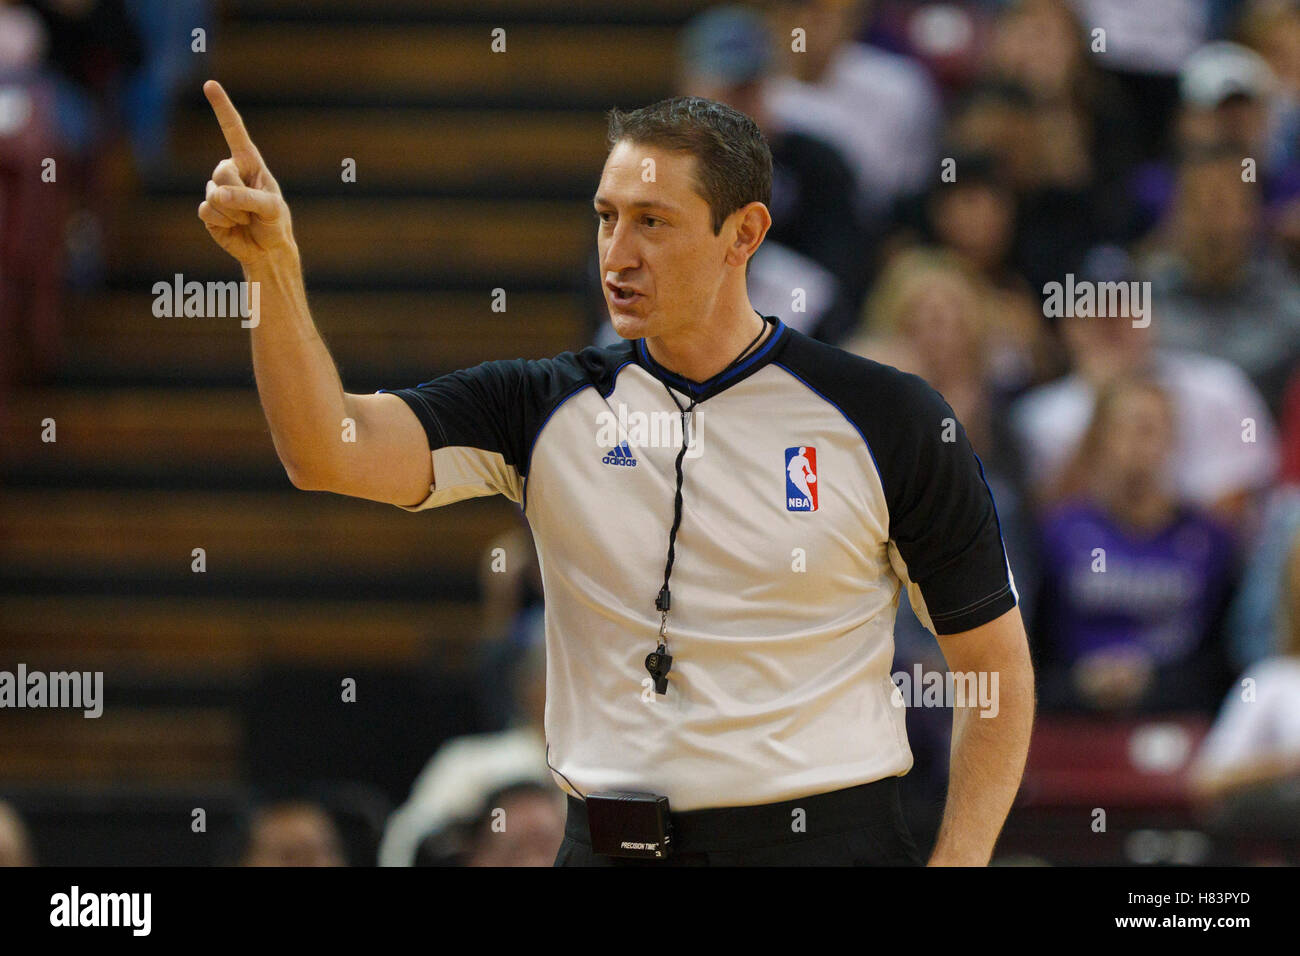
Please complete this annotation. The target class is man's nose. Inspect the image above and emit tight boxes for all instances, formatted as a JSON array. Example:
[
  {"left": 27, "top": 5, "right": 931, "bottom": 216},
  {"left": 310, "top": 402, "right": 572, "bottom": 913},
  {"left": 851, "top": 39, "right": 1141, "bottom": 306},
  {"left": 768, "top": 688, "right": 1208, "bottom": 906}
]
[{"left": 601, "top": 220, "right": 640, "bottom": 274}]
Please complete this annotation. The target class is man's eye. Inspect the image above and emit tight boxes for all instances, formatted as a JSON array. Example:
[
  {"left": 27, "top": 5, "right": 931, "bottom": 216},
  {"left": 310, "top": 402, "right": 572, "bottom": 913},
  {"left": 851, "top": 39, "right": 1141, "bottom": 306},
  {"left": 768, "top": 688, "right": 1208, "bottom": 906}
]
[
  {"left": 597, "top": 211, "right": 613, "bottom": 224},
  {"left": 643, "top": 217, "right": 662, "bottom": 227}
]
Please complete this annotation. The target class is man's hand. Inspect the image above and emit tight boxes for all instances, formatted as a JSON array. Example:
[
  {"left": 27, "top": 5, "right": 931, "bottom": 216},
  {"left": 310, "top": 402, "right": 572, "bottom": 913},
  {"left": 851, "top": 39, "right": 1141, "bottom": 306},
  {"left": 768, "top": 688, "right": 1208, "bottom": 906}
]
[
  {"left": 192, "top": 79, "right": 433, "bottom": 506},
  {"left": 198, "top": 80, "right": 295, "bottom": 265}
]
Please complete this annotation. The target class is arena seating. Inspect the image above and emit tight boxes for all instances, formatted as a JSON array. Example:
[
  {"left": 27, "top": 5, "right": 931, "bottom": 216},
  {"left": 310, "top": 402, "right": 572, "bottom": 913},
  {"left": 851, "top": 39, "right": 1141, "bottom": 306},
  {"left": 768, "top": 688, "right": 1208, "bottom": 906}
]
[{"left": 0, "top": 0, "right": 705, "bottom": 863}]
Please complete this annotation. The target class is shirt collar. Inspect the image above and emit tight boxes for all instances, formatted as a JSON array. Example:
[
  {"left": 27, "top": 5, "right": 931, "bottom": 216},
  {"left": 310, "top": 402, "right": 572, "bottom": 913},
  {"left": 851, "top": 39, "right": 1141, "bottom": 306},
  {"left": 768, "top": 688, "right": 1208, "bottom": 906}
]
[{"left": 634, "top": 315, "right": 789, "bottom": 402}]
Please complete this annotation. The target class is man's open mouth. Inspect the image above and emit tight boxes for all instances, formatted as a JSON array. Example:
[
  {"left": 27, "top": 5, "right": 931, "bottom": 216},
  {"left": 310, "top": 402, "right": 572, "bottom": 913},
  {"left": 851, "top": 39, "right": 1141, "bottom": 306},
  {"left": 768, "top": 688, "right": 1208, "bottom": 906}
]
[{"left": 606, "top": 281, "right": 643, "bottom": 306}]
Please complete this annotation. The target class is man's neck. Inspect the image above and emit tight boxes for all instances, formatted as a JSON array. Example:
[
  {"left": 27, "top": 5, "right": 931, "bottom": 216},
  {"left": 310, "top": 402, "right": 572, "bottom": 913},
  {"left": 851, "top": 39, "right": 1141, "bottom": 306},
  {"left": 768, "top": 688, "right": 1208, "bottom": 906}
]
[{"left": 644, "top": 306, "right": 771, "bottom": 384}]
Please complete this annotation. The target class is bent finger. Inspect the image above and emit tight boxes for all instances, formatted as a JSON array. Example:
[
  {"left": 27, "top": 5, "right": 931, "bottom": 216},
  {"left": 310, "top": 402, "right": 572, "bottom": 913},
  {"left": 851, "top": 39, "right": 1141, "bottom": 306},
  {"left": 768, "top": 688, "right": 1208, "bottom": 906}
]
[
  {"left": 211, "top": 158, "right": 245, "bottom": 188},
  {"left": 212, "top": 185, "right": 281, "bottom": 221},
  {"left": 199, "top": 199, "right": 241, "bottom": 230},
  {"left": 207, "top": 180, "right": 251, "bottom": 224}
]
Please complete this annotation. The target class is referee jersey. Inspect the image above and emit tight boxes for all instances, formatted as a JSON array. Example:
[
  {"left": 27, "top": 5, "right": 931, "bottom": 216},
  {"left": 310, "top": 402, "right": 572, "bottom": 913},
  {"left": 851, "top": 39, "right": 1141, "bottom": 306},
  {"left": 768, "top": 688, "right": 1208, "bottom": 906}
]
[{"left": 378, "top": 316, "right": 1017, "bottom": 811}]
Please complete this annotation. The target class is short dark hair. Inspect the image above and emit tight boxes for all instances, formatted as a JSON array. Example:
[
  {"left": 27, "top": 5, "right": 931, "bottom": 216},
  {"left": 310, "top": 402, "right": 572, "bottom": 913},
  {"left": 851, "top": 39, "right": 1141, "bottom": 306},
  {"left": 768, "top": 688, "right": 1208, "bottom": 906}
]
[{"left": 606, "top": 96, "right": 773, "bottom": 236}]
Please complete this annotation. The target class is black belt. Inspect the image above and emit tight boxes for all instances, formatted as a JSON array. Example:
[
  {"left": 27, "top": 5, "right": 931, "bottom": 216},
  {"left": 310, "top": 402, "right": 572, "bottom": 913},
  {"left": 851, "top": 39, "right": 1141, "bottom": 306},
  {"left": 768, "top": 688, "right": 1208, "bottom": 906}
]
[{"left": 564, "top": 777, "right": 904, "bottom": 854}]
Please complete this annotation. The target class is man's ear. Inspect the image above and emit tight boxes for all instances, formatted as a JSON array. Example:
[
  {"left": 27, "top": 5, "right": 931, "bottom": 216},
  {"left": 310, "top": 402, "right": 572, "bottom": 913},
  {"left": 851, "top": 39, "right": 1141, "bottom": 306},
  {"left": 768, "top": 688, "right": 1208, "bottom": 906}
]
[{"left": 725, "top": 201, "right": 772, "bottom": 268}]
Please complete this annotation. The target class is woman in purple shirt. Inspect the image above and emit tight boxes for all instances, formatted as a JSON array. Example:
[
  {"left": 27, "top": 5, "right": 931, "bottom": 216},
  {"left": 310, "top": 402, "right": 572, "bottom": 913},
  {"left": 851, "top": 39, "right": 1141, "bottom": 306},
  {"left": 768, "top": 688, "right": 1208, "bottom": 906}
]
[{"left": 1035, "top": 375, "right": 1238, "bottom": 712}]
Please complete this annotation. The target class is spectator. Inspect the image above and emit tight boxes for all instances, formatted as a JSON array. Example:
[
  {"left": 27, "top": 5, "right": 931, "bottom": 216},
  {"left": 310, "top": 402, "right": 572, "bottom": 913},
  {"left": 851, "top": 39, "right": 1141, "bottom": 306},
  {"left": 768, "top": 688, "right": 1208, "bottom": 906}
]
[
  {"left": 887, "top": 150, "right": 1061, "bottom": 388},
  {"left": 1068, "top": 0, "right": 1218, "bottom": 160},
  {"left": 460, "top": 781, "right": 566, "bottom": 868},
  {"left": 378, "top": 635, "right": 549, "bottom": 867},
  {"left": 946, "top": 79, "right": 1040, "bottom": 196},
  {"left": 846, "top": 246, "right": 1042, "bottom": 618},
  {"left": 1035, "top": 375, "right": 1237, "bottom": 713},
  {"left": 22, "top": 0, "right": 142, "bottom": 155},
  {"left": 1280, "top": 360, "right": 1300, "bottom": 483},
  {"left": 678, "top": 4, "right": 869, "bottom": 341},
  {"left": 20, "top": 0, "right": 144, "bottom": 288},
  {"left": 0, "top": 3, "right": 67, "bottom": 394},
  {"left": 120, "top": 0, "right": 211, "bottom": 175},
  {"left": 1238, "top": 0, "right": 1300, "bottom": 176},
  {"left": 240, "top": 801, "right": 347, "bottom": 867},
  {"left": 849, "top": 246, "right": 1046, "bottom": 449},
  {"left": 1188, "top": 523, "right": 1300, "bottom": 829},
  {"left": 1224, "top": 484, "right": 1300, "bottom": 670},
  {"left": 1178, "top": 42, "right": 1281, "bottom": 174},
  {"left": 763, "top": 0, "right": 942, "bottom": 228},
  {"left": 977, "top": 0, "right": 1142, "bottom": 288},
  {"left": 1013, "top": 245, "right": 1278, "bottom": 529},
  {"left": 474, "top": 519, "right": 544, "bottom": 728},
  {"left": 942, "top": 82, "right": 1075, "bottom": 293},
  {"left": 0, "top": 800, "right": 34, "bottom": 866},
  {"left": 1130, "top": 40, "right": 1300, "bottom": 236},
  {"left": 864, "top": 0, "right": 993, "bottom": 93},
  {"left": 1142, "top": 144, "right": 1300, "bottom": 412}
]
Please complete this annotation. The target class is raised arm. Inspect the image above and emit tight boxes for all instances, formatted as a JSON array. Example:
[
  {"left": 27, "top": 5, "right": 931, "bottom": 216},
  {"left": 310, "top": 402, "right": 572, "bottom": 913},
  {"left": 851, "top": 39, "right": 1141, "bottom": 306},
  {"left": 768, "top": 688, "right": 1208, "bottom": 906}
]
[{"left": 197, "top": 80, "right": 431, "bottom": 507}]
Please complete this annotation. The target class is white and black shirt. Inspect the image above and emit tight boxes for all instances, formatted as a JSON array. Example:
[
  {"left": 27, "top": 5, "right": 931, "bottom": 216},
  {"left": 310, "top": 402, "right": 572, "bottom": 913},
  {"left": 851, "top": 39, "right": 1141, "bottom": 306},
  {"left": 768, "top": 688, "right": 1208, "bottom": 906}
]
[{"left": 379, "top": 316, "right": 1017, "bottom": 810}]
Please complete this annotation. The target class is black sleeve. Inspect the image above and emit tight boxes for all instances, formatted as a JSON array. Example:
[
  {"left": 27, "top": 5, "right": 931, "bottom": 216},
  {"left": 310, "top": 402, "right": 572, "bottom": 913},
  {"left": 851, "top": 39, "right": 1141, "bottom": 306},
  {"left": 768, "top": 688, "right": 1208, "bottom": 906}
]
[
  {"left": 880, "top": 371, "right": 1017, "bottom": 634},
  {"left": 376, "top": 345, "right": 630, "bottom": 508},
  {"left": 376, "top": 359, "right": 544, "bottom": 508},
  {"left": 380, "top": 359, "right": 538, "bottom": 468}
]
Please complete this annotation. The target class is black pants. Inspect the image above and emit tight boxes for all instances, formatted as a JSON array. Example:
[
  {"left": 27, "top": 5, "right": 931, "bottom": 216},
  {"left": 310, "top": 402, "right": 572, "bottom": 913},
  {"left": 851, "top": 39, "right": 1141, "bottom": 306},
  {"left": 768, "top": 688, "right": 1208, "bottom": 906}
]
[{"left": 554, "top": 777, "right": 923, "bottom": 866}]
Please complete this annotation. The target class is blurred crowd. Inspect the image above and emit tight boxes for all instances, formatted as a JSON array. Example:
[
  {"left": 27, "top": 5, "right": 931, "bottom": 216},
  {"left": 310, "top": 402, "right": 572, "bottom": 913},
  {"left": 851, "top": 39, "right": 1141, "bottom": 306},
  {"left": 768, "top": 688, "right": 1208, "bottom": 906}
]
[
  {"left": 6, "top": 0, "right": 1300, "bottom": 866},
  {"left": 0, "top": 0, "right": 209, "bottom": 395}
]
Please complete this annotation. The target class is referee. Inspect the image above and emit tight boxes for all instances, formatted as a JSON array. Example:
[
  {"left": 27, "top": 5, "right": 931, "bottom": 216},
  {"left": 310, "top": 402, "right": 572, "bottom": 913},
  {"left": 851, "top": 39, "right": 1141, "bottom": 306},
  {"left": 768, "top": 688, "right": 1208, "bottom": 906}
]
[{"left": 198, "top": 81, "right": 1035, "bottom": 866}]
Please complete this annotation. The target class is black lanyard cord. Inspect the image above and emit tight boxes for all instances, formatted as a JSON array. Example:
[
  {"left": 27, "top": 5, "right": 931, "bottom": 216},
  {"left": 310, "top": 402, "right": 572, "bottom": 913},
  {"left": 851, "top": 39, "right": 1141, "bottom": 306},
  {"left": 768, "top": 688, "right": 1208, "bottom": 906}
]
[
  {"left": 655, "top": 390, "right": 697, "bottom": 618},
  {"left": 645, "top": 314, "right": 771, "bottom": 695}
]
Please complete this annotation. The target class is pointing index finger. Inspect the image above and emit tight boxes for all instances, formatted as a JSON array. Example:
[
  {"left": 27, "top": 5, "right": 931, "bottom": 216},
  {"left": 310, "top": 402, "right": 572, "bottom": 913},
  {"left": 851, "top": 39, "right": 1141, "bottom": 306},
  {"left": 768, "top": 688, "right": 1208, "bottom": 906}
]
[{"left": 203, "top": 79, "right": 263, "bottom": 173}]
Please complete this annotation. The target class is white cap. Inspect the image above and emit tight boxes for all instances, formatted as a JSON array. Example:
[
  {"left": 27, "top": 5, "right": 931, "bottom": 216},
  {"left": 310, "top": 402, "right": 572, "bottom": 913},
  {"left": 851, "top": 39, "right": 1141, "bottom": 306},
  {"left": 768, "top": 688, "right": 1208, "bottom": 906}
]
[{"left": 1180, "top": 41, "right": 1274, "bottom": 108}]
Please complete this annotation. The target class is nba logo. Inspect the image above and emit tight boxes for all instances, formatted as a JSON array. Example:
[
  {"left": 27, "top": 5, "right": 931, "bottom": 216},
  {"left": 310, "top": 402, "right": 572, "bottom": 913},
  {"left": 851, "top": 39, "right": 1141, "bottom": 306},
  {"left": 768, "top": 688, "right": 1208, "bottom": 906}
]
[{"left": 785, "top": 446, "right": 818, "bottom": 511}]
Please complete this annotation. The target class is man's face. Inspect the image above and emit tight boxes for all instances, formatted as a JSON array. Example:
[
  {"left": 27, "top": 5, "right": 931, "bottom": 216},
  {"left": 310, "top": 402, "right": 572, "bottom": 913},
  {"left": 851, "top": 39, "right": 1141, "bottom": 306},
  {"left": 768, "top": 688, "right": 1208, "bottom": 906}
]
[
  {"left": 1063, "top": 312, "right": 1148, "bottom": 384},
  {"left": 931, "top": 184, "right": 1014, "bottom": 269},
  {"left": 244, "top": 807, "right": 346, "bottom": 867},
  {"left": 895, "top": 276, "right": 977, "bottom": 378},
  {"left": 467, "top": 792, "right": 566, "bottom": 867},
  {"left": 1175, "top": 156, "right": 1258, "bottom": 287},
  {"left": 1098, "top": 387, "right": 1174, "bottom": 494},
  {"left": 595, "top": 140, "right": 732, "bottom": 341},
  {"left": 0, "top": 808, "right": 32, "bottom": 867}
]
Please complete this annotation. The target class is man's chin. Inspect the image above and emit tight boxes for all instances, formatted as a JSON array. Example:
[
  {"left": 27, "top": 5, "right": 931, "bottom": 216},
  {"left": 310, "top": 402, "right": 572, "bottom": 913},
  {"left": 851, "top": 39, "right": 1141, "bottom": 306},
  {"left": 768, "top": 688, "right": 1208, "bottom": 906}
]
[{"left": 607, "top": 307, "right": 654, "bottom": 340}]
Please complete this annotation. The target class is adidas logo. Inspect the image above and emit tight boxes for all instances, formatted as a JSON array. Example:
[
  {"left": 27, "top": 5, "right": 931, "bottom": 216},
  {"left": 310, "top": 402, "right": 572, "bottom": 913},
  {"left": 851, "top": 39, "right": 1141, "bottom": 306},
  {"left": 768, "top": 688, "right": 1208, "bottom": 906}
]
[{"left": 601, "top": 441, "right": 638, "bottom": 467}]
